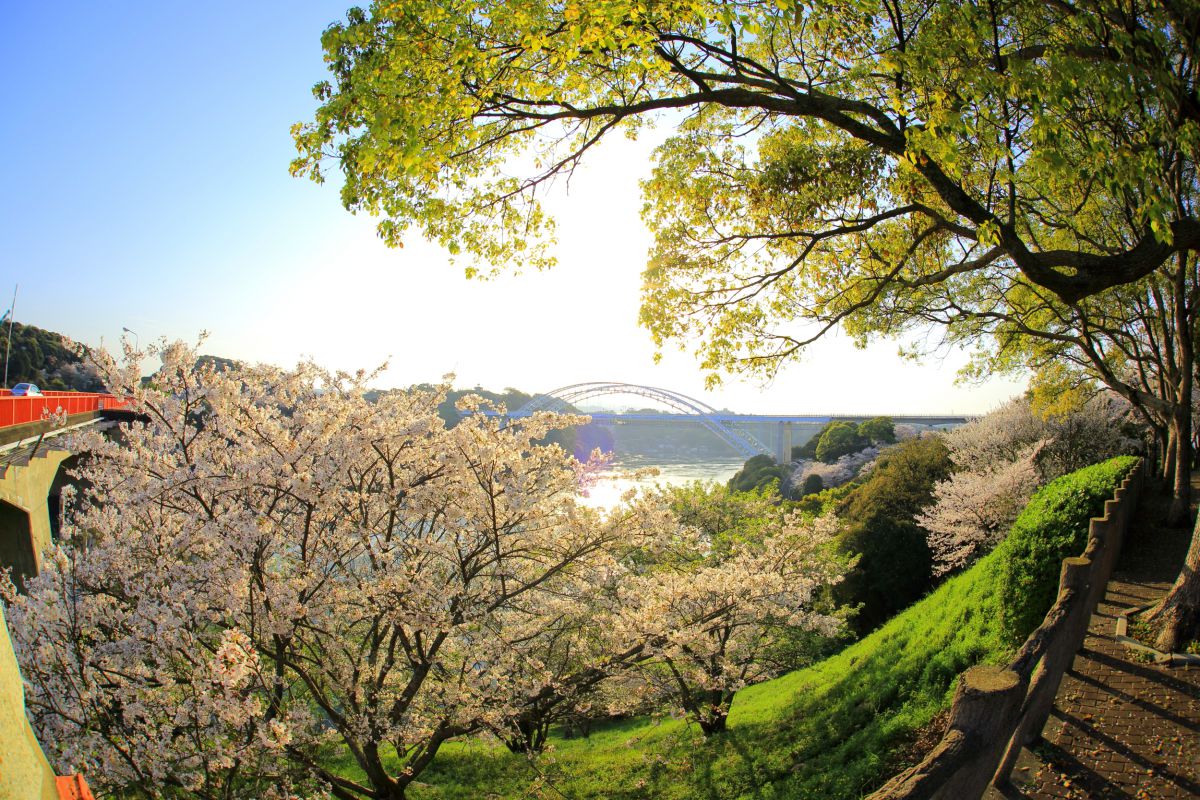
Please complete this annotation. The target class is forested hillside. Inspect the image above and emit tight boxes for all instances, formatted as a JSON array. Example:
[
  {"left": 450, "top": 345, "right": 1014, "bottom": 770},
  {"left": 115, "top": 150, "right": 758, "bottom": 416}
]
[{"left": 0, "top": 321, "right": 103, "bottom": 392}]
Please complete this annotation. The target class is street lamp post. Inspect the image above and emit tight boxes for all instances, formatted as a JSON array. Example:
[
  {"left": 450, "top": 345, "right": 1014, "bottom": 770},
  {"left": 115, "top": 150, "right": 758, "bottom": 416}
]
[
  {"left": 3, "top": 285, "right": 17, "bottom": 389},
  {"left": 122, "top": 327, "right": 139, "bottom": 352}
]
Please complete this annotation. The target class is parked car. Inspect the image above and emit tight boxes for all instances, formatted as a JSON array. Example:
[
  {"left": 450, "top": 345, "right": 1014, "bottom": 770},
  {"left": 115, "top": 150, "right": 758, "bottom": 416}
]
[{"left": 11, "top": 383, "right": 42, "bottom": 396}]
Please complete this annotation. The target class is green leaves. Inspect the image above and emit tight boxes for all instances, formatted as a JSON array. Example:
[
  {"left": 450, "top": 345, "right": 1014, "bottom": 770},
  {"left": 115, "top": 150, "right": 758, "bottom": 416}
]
[
  {"left": 996, "top": 456, "right": 1137, "bottom": 641},
  {"left": 296, "top": 0, "right": 1200, "bottom": 383}
]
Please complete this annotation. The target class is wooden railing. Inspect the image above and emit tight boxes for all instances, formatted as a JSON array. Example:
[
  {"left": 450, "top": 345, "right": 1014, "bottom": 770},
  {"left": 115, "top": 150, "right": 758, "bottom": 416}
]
[{"left": 867, "top": 459, "right": 1144, "bottom": 800}]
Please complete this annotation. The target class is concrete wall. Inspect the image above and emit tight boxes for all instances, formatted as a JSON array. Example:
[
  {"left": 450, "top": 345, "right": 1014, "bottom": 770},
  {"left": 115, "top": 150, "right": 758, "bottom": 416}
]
[
  {"left": 0, "top": 600, "right": 61, "bottom": 800},
  {"left": 0, "top": 449, "right": 70, "bottom": 586},
  {"left": 0, "top": 448, "right": 72, "bottom": 799}
]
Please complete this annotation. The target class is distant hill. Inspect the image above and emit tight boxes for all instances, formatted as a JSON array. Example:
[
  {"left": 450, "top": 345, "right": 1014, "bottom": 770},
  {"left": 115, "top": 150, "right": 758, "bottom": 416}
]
[
  {"left": 195, "top": 354, "right": 243, "bottom": 373},
  {"left": 1, "top": 321, "right": 104, "bottom": 392},
  {"left": 406, "top": 385, "right": 579, "bottom": 455}
]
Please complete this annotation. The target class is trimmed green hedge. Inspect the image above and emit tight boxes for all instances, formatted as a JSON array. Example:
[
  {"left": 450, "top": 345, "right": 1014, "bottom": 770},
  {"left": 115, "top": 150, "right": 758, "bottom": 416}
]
[{"left": 995, "top": 455, "right": 1138, "bottom": 641}]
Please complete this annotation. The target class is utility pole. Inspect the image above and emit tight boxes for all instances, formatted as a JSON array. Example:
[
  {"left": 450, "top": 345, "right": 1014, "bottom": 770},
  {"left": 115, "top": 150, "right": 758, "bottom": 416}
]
[{"left": 2, "top": 284, "right": 16, "bottom": 389}]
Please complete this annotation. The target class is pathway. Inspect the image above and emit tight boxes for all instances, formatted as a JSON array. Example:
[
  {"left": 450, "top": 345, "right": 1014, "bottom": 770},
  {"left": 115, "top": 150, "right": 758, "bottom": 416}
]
[{"left": 996, "top": 478, "right": 1200, "bottom": 800}]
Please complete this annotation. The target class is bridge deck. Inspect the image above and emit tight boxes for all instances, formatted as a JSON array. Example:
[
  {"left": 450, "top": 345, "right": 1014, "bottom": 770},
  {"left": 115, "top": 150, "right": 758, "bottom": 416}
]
[
  {"left": 506, "top": 411, "right": 970, "bottom": 424},
  {"left": 0, "top": 416, "right": 112, "bottom": 472}
]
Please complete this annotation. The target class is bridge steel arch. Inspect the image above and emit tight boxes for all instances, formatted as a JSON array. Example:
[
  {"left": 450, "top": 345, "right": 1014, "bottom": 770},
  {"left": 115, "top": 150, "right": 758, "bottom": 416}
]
[{"left": 511, "top": 382, "right": 770, "bottom": 459}]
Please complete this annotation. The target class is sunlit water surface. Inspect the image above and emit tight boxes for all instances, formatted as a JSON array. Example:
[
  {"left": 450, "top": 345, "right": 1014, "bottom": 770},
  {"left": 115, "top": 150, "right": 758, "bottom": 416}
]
[{"left": 577, "top": 454, "right": 746, "bottom": 510}]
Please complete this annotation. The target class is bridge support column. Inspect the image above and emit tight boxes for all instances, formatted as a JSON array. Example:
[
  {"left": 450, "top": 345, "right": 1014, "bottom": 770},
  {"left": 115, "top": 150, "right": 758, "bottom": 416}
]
[
  {"left": 0, "top": 600, "right": 60, "bottom": 800},
  {"left": 0, "top": 449, "right": 70, "bottom": 589},
  {"left": 776, "top": 422, "right": 795, "bottom": 464}
]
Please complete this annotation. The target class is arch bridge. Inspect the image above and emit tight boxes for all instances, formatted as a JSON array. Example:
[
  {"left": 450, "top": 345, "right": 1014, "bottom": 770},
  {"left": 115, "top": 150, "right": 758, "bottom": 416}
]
[
  {"left": 512, "top": 382, "right": 796, "bottom": 460},
  {"left": 508, "top": 382, "right": 969, "bottom": 462}
]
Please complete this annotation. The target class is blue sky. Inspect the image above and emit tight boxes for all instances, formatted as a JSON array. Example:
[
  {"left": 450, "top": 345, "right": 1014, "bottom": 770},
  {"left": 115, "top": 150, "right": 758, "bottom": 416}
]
[
  {"left": 3, "top": 3, "right": 347, "bottom": 342},
  {"left": 1, "top": 2, "right": 1025, "bottom": 414}
]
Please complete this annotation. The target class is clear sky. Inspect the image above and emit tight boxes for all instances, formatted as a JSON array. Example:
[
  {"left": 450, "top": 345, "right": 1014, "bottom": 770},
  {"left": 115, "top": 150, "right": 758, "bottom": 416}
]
[{"left": 2, "top": 2, "right": 1025, "bottom": 415}]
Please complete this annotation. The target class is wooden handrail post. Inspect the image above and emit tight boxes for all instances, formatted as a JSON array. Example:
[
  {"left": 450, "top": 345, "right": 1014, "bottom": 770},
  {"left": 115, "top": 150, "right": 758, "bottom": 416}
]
[
  {"left": 933, "top": 667, "right": 1024, "bottom": 799},
  {"left": 867, "top": 667, "right": 1024, "bottom": 800},
  {"left": 993, "top": 557, "right": 1091, "bottom": 786}
]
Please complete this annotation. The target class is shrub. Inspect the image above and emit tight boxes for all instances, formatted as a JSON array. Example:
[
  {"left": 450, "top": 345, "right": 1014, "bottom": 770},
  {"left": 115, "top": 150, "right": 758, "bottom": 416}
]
[
  {"left": 793, "top": 481, "right": 860, "bottom": 517},
  {"left": 728, "top": 454, "right": 786, "bottom": 493},
  {"left": 995, "top": 455, "right": 1138, "bottom": 640},
  {"left": 815, "top": 421, "right": 869, "bottom": 462},
  {"left": 834, "top": 436, "right": 953, "bottom": 632},
  {"left": 857, "top": 416, "right": 896, "bottom": 445}
]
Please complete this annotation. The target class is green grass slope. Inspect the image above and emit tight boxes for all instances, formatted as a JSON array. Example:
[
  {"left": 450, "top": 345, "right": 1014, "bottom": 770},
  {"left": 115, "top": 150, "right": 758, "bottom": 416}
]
[{"left": 338, "top": 456, "right": 1136, "bottom": 800}]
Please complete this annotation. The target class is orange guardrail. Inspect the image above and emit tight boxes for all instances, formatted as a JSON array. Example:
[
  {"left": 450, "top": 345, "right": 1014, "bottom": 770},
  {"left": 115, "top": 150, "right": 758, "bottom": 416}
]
[{"left": 0, "top": 391, "right": 130, "bottom": 428}]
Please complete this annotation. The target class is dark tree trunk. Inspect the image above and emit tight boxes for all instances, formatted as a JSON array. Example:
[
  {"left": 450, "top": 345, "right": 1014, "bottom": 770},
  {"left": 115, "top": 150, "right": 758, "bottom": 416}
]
[
  {"left": 502, "top": 716, "right": 551, "bottom": 755},
  {"left": 1155, "top": 425, "right": 1168, "bottom": 479},
  {"left": 1168, "top": 407, "right": 1192, "bottom": 526},
  {"left": 1149, "top": 513, "right": 1200, "bottom": 652},
  {"left": 1156, "top": 429, "right": 1166, "bottom": 479},
  {"left": 1168, "top": 262, "right": 1195, "bottom": 526},
  {"left": 698, "top": 710, "right": 728, "bottom": 737},
  {"left": 695, "top": 689, "right": 731, "bottom": 737},
  {"left": 1164, "top": 428, "right": 1177, "bottom": 486}
]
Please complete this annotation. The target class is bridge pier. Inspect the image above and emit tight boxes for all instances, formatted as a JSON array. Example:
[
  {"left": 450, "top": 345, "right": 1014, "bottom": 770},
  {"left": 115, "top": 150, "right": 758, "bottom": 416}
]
[
  {"left": 0, "top": 450, "right": 72, "bottom": 800},
  {"left": 0, "top": 599, "right": 60, "bottom": 800},
  {"left": 0, "top": 449, "right": 70, "bottom": 589},
  {"left": 776, "top": 421, "right": 795, "bottom": 465}
]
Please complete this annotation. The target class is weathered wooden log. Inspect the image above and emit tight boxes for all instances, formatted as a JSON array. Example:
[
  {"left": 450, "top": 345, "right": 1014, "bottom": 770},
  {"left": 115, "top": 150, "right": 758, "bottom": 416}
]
[
  {"left": 867, "top": 667, "right": 1024, "bottom": 800},
  {"left": 993, "top": 558, "right": 1091, "bottom": 785},
  {"left": 1084, "top": 517, "right": 1114, "bottom": 611}
]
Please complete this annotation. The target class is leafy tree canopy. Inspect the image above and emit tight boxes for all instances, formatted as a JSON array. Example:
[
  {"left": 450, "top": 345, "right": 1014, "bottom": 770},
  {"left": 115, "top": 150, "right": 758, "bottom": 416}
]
[
  {"left": 814, "top": 421, "right": 868, "bottom": 462},
  {"left": 834, "top": 434, "right": 952, "bottom": 632},
  {"left": 793, "top": 420, "right": 851, "bottom": 461},
  {"left": 857, "top": 416, "right": 896, "bottom": 445},
  {"left": 728, "top": 453, "right": 787, "bottom": 493},
  {"left": 295, "top": 0, "right": 1200, "bottom": 382}
]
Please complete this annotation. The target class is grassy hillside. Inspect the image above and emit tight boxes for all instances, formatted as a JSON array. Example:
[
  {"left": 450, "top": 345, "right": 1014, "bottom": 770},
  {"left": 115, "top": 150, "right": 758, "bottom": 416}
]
[{"left": 329, "top": 456, "right": 1137, "bottom": 800}]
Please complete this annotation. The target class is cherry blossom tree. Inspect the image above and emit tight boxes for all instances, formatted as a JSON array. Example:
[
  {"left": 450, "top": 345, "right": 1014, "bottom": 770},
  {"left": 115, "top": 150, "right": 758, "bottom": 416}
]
[
  {"left": 921, "top": 395, "right": 1139, "bottom": 576},
  {"left": 610, "top": 512, "right": 848, "bottom": 736},
  {"left": 7, "top": 342, "right": 679, "bottom": 799},
  {"left": 944, "top": 395, "right": 1138, "bottom": 481},
  {"left": 5, "top": 341, "right": 852, "bottom": 797},
  {"left": 790, "top": 446, "right": 881, "bottom": 497},
  {"left": 481, "top": 496, "right": 685, "bottom": 756},
  {"left": 920, "top": 446, "right": 1042, "bottom": 577}
]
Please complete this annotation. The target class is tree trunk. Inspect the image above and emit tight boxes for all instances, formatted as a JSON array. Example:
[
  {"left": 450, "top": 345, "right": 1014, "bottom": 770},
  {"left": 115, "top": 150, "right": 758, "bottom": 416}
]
[
  {"left": 698, "top": 710, "right": 728, "bottom": 737},
  {"left": 1149, "top": 512, "right": 1200, "bottom": 652},
  {"left": 1168, "top": 261, "right": 1195, "bottom": 526},
  {"left": 1168, "top": 407, "right": 1192, "bottom": 526},
  {"left": 1155, "top": 425, "right": 1168, "bottom": 479},
  {"left": 695, "top": 690, "right": 731, "bottom": 737},
  {"left": 501, "top": 715, "right": 550, "bottom": 754},
  {"left": 1164, "top": 428, "right": 1177, "bottom": 486}
]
